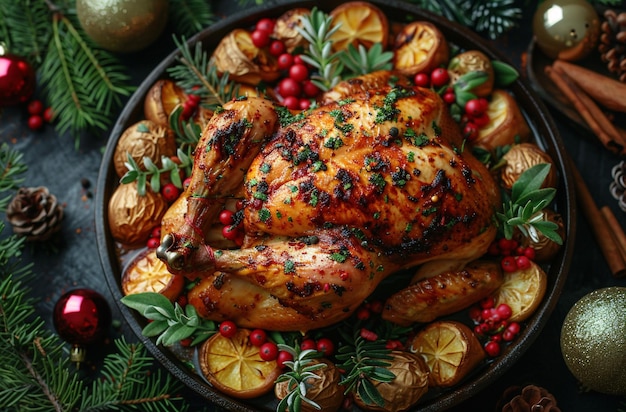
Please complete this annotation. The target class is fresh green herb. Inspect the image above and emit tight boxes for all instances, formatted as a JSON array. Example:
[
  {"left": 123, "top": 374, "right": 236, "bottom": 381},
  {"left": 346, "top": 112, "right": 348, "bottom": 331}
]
[
  {"left": 259, "top": 208, "right": 271, "bottom": 222},
  {"left": 284, "top": 260, "right": 296, "bottom": 274},
  {"left": 329, "top": 248, "right": 350, "bottom": 263},
  {"left": 324, "top": 136, "right": 344, "bottom": 150},
  {"left": 340, "top": 43, "right": 393, "bottom": 76},
  {"left": 120, "top": 148, "right": 193, "bottom": 195},
  {"left": 493, "top": 60, "right": 519, "bottom": 86},
  {"left": 297, "top": 7, "right": 344, "bottom": 91},
  {"left": 336, "top": 328, "right": 395, "bottom": 408},
  {"left": 496, "top": 163, "right": 562, "bottom": 244},
  {"left": 121, "top": 292, "right": 217, "bottom": 347},
  {"left": 275, "top": 345, "right": 326, "bottom": 412}
]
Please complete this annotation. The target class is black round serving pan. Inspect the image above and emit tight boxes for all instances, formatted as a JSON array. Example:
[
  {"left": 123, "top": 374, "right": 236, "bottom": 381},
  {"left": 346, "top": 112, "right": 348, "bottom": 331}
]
[{"left": 95, "top": 1, "right": 576, "bottom": 410}]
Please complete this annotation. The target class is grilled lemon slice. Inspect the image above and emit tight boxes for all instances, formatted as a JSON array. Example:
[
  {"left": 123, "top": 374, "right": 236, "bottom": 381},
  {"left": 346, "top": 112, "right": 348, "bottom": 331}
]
[
  {"left": 329, "top": 1, "right": 389, "bottom": 52},
  {"left": 409, "top": 320, "right": 485, "bottom": 388},
  {"left": 199, "top": 328, "right": 281, "bottom": 399},
  {"left": 122, "top": 249, "right": 184, "bottom": 301},
  {"left": 392, "top": 21, "right": 449, "bottom": 76}
]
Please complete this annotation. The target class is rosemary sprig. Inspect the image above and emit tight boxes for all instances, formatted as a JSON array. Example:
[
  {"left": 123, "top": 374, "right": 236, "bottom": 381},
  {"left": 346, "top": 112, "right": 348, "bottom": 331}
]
[
  {"left": 275, "top": 345, "right": 326, "bottom": 412},
  {"left": 335, "top": 327, "right": 395, "bottom": 408},
  {"left": 339, "top": 43, "right": 393, "bottom": 76},
  {"left": 496, "top": 163, "right": 563, "bottom": 244},
  {"left": 167, "top": 36, "right": 238, "bottom": 110},
  {"left": 296, "top": 7, "right": 344, "bottom": 92},
  {"left": 120, "top": 148, "right": 193, "bottom": 195},
  {"left": 121, "top": 292, "right": 217, "bottom": 347}
]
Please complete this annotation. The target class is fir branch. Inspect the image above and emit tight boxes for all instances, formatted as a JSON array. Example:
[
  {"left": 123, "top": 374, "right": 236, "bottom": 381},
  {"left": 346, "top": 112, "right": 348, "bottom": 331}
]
[
  {"left": 79, "top": 338, "right": 187, "bottom": 412},
  {"left": 403, "top": 0, "right": 522, "bottom": 40},
  {"left": 167, "top": 36, "right": 237, "bottom": 110},
  {"left": 40, "top": 12, "right": 134, "bottom": 147},
  {"left": 169, "top": 106, "right": 203, "bottom": 152},
  {"left": 471, "top": 1, "right": 522, "bottom": 40},
  {"left": 169, "top": 0, "right": 216, "bottom": 38},
  {"left": 0, "top": 0, "right": 51, "bottom": 65}
]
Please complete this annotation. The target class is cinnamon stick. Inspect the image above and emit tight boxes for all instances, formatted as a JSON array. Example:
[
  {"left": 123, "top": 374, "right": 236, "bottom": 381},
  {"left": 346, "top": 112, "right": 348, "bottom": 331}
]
[
  {"left": 553, "top": 59, "right": 626, "bottom": 113},
  {"left": 572, "top": 163, "right": 626, "bottom": 277},
  {"left": 545, "top": 65, "right": 625, "bottom": 155},
  {"left": 600, "top": 205, "right": 626, "bottom": 265}
]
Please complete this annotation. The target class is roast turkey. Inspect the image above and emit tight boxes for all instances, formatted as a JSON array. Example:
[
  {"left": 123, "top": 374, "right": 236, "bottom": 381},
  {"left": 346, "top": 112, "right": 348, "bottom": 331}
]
[{"left": 156, "top": 75, "right": 500, "bottom": 331}]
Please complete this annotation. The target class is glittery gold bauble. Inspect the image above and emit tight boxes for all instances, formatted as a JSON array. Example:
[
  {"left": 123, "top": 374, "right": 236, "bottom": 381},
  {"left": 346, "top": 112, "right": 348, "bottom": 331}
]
[
  {"left": 448, "top": 50, "right": 495, "bottom": 97},
  {"left": 532, "top": 0, "right": 600, "bottom": 61},
  {"left": 76, "top": 0, "right": 169, "bottom": 53},
  {"left": 560, "top": 287, "right": 626, "bottom": 395}
]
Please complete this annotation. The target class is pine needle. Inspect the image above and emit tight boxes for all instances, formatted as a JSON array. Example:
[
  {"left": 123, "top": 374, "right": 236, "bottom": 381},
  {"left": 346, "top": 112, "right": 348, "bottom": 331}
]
[
  {"left": 40, "top": 13, "right": 134, "bottom": 147},
  {"left": 169, "top": 0, "right": 216, "bottom": 37}
]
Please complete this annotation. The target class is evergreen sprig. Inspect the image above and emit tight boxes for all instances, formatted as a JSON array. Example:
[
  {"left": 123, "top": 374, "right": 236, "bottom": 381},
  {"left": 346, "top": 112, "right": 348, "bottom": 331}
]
[
  {"left": 167, "top": 36, "right": 238, "bottom": 110},
  {"left": 275, "top": 345, "right": 326, "bottom": 412},
  {"left": 168, "top": 0, "right": 216, "bottom": 38},
  {"left": 403, "top": 0, "right": 522, "bottom": 40},
  {"left": 296, "top": 7, "right": 344, "bottom": 92},
  {"left": 496, "top": 163, "right": 563, "bottom": 244},
  {"left": 41, "top": 12, "right": 134, "bottom": 148},
  {"left": 339, "top": 43, "right": 394, "bottom": 76},
  {"left": 0, "top": 145, "right": 189, "bottom": 411},
  {"left": 335, "top": 327, "right": 395, "bottom": 408},
  {"left": 1, "top": 0, "right": 215, "bottom": 146}
]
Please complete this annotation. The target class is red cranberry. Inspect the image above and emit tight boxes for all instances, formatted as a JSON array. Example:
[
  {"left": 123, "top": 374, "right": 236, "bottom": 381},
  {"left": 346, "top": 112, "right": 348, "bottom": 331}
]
[{"left": 251, "top": 29, "right": 271, "bottom": 48}]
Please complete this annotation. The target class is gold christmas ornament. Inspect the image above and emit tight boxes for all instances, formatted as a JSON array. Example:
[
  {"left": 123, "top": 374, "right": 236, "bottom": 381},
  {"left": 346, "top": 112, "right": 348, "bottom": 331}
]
[
  {"left": 560, "top": 287, "right": 626, "bottom": 396},
  {"left": 532, "top": 0, "right": 600, "bottom": 61},
  {"left": 76, "top": 0, "right": 169, "bottom": 53}
]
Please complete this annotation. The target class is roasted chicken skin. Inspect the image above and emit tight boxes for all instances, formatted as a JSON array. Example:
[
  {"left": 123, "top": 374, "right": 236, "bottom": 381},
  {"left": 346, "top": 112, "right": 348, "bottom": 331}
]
[{"left": 157, "top": 75, "right": 500, "bottom": 331}]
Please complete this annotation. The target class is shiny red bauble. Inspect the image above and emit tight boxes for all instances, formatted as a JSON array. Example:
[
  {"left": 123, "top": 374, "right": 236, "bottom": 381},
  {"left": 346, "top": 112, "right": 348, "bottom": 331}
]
[
  {"left": 53, "top": 288, "right": 111, "bottom": 346},
  {"left": 0, "top": 53, "right": 36, "bottom": 106}
]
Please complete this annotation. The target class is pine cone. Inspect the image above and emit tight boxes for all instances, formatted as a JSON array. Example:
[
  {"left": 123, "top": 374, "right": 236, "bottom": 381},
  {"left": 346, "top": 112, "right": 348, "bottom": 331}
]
[
  {"left": 598, "top": 10, "right": 626, "bottom": 82},
  {"left": 610, "top": 161, "right": 626, "bottom": 212},
  {"left": 496, "top": 385, "right": 561, "bottom": 412},
  {"left": 6, "top": 186, "right": 64, "bottom": 241}
]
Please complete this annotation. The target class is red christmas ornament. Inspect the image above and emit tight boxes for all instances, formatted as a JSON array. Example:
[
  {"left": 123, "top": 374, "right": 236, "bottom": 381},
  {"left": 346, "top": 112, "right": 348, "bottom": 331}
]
[
  {"left": 0, "top": 47, "right": 36, "bottom": 107},
  {"left": 53, "top": 288, "right": 111, "bottom": 364}
]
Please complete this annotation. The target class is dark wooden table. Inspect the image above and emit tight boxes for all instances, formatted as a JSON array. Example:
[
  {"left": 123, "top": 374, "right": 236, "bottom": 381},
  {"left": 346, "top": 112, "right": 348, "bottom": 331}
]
[{"left": 1, "top": 1, "right": 625, "bottom": 411}]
